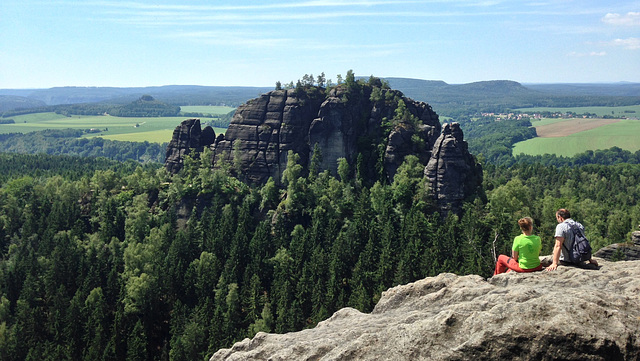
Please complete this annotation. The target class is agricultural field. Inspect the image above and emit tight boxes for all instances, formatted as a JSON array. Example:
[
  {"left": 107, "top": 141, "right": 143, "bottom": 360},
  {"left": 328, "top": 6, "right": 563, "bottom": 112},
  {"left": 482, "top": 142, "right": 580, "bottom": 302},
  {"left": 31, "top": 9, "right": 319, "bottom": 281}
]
[
  {"left": 533, "top": 118, "right": 620, "bottom": 137},
  {"left": 180, "top": 105, "right": 235, "bottom": 116},
  {"left": 0, "top": 105, "right": 232, "bottom": 143},
  {"left": 513, "top": 117, "right": 640, "bottom": 156}
]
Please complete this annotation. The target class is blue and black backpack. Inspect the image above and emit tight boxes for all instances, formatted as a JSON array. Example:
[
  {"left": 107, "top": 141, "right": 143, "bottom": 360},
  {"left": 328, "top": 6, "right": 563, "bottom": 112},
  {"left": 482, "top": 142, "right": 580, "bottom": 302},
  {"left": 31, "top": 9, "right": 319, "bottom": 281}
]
[{"left": 563, "top": 224, "right": 592, "bottom": 263}]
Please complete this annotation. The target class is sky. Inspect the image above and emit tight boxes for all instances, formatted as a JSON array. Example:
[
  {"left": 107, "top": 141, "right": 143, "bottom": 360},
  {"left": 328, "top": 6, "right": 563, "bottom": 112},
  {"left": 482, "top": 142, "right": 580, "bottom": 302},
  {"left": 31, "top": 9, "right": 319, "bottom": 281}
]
[{"left": 1, "top": 0, "right": 639, "bottom": 89}]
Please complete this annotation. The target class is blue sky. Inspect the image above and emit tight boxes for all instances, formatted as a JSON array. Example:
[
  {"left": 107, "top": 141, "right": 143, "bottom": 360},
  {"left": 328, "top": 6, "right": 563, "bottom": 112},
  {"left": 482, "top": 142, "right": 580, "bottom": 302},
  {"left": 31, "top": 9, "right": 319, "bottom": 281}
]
[{"left": 1, "top": 0, "right": 639, "bottom": 88}]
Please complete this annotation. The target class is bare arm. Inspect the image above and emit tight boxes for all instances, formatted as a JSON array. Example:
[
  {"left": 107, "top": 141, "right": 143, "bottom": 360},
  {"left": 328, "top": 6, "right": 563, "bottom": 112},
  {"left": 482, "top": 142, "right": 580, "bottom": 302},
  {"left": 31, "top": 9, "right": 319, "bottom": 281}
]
[
  {"left": 511, "top": 250, "right": 519, "bottom": 261},
  {"left": 545, "top": 237, "right": 564, "bottom": 271}
]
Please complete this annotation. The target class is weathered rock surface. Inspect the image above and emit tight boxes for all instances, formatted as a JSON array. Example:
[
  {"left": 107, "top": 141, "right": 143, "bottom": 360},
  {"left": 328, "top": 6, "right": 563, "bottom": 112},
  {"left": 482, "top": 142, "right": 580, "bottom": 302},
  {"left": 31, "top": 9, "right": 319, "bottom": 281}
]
[
  {"left": 209, "top": 86, "right": 443, "bottom": 185},
  {"left": 164, "top": 118, "right": 215, "bottom": 174},
  {"left": 211, "top": 259, "right": 640, "bottom": 361},
  {"left": 165, "top": 84, "right": 482, "bottom": 214},
  {"left": 424, "top": 122, "right": 483, "bottom": 215},
  {"left": 594, "top": 231, "right": 640, "bottom": 261},
  {"left": 212, "top": 88, "right": 326, "bottom": 184}
]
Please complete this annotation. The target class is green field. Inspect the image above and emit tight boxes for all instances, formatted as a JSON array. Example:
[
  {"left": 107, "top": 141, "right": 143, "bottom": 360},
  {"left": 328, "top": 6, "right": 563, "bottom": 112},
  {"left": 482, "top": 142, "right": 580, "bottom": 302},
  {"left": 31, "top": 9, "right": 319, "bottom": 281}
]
[
  {"left": 0, "top": 110, "right": 230, "bottom": 143},
  {"left": 513, "top": 118, "right": 640, "bottom": 156},
  {"left": 516, "top": 105, "right": 640, "bottom": 118},
  {"left": 180, "top": 105, "right": 235, "bottom": 116}
]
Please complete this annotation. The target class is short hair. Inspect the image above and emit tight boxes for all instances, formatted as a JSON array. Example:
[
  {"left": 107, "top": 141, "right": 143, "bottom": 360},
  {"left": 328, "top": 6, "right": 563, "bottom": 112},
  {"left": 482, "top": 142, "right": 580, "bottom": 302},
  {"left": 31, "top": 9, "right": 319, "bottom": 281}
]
[
  {"left": 556, "top": 209, "right": 571, "bottom": 219},
  {"left": 518, "top": 217, "right": 533, "bottom": 232}
]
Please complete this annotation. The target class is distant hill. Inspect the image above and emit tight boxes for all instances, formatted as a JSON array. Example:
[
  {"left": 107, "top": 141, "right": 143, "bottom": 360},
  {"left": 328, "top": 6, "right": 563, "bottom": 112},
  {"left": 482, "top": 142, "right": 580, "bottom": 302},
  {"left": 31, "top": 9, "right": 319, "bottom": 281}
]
[
  {"left": 386, "top": 79, "right": 537, "bottom": 103},
  {"left": 382, "top": 78, "right": 640, "bottom": 115},
  {"left": 108, "top": 95, "right": 180, "bottom": 117},
  {"left": 0, "top": 85, "right": 273, "bottom": 108},
  {"left": 0, "top": 95, "right": 46, "bottom": 113},
  {"left": 1, "top": 79, "right": 639, "bottom": 116},
  {"left": 524, "top": 83, "right": 640, "bottom": 97}
]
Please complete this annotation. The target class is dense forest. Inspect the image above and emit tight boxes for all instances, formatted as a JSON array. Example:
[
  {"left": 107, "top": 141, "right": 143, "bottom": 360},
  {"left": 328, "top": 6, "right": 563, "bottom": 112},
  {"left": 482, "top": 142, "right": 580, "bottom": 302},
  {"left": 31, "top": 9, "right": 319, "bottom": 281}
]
[
  {"left": 0, "top": 130, "right": 165, "bottom": 163},
  {"left": 0, "top": 146, "right": 638, "bottom": 360}
]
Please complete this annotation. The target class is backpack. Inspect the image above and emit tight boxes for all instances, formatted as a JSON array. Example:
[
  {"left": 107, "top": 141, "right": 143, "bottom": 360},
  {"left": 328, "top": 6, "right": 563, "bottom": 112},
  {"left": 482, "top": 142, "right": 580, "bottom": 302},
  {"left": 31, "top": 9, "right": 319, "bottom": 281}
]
[{"left": 563, "top": 223, "right": 592, "bottom": 263}]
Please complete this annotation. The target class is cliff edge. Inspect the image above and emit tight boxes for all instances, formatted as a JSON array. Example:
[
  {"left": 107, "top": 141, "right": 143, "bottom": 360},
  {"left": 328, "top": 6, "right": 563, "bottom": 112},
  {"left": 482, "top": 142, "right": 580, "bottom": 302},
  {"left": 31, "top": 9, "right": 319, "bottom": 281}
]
[{"left": 211, "top": 259, "right": 640, "bottom": 361}]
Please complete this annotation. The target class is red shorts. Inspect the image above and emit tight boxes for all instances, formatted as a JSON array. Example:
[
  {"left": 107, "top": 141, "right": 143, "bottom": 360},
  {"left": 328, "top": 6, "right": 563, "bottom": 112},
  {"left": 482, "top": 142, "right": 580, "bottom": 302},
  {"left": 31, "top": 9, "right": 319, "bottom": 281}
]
[{"left": 493, "top": 254, "right": 543, "bottom": 276}]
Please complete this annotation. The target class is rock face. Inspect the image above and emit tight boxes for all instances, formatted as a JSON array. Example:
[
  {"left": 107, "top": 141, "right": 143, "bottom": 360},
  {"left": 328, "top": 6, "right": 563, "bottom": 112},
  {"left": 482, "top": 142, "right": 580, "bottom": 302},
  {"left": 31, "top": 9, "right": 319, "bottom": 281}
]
[
  {"left": 211, "top": 88, "right": 326, "bottom": 184},
  {"left": 424, "top": 122, "right": 483, "bottom": 215},
  {"left": 164, "top": 118, "right": 216, "bottom": 174},
  {"left": 594, "top": 231, "right": 640, "bottom": 261},
  {"left": 211, "top": 259, "right": 640, "bottom": 361},
  {"left": 165, "top": 83, "right": 481, "bottom": 214}
]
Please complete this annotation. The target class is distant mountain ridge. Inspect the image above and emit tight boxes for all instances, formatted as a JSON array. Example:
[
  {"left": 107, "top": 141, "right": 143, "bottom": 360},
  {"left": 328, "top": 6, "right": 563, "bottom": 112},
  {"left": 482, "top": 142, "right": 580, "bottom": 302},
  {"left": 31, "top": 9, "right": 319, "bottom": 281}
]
[
  {"left": 0, "top": 85, "right": 273, "bottom": 108},
  {"left": 383, "top": 78, "right": 640, "bottom": 97},
  {"left": 0, "top": 95, "right": 46, "bottom": 113},
  {"left": 524, "top": 82, "right": 640, "bottom": 97},
  {"left": 382, "top": 78, "right": 640, "bottom": 115},
  {"left": 1, "top": 78, "right": 639, "bottom": 115}
]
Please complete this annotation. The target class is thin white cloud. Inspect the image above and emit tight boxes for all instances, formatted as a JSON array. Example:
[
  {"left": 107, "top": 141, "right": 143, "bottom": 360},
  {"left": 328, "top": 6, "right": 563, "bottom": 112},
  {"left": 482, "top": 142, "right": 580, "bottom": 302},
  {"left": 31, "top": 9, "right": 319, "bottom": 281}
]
[
  {"left": 98, "top": 7, "right": 590, "bottom": 27},
  {"left": 602, "top": 12, "right": 640, "bottom": 26},
  {"left": 525, "top": 2, "right": 550, "bottom": 6},
  {"left": 456, "top": 0, "right": 503, "bottom": 7},
  {"left": 84, "top": 0, "right": 564, "bottom": 20},
  {"left": 167, "top": 29, "right": 409, "bottom": 53},
  {"left": 166, "top": 30, "right": 293, "bottom": 47},
  {"left": 87, "top": 0, "right": 446, "bottom": 12},
  {"left": 568, "top": 51, "right": 607, "bottom": 57},
  {"left": 609, "top": 37, "right": 640, "bottom": 50},
  {"left": 101, "top": 11, "right": 418, "bottom": 28},
  {"left": 69, "top": 0, "right": 624, "bottom": 37}
]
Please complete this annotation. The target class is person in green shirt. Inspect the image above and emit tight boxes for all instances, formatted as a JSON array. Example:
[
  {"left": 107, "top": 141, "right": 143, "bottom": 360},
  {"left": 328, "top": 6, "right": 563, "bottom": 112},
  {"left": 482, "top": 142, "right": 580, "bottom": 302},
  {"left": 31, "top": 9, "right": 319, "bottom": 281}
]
[{"left": 493, "top": 217, "right": 543, "bottom": 275}]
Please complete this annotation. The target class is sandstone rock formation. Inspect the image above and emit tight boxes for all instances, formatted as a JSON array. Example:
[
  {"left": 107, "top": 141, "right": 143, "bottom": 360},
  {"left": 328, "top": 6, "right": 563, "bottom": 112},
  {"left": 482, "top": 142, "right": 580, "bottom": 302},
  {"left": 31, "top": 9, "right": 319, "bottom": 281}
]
[
  {"left": 211, "top": 258, "right": 640, "bottom": 361},
  {"left": 165, "top": 82, "right": 482, "bottom": 214},
  {"left": 209, "top": 85, "right": 442, "bottom": 185},
  {"left": 212, "top": 88, "right": 325, "bottom": 184},
  {"left": 165, "top": 118, "right": 215, "bottom": 174},
  {"left": 594, "top": 230, "right": 640, "bottom": 261},
  {"left": 424, "top": 122, "right": 483, "bottom": 215}
]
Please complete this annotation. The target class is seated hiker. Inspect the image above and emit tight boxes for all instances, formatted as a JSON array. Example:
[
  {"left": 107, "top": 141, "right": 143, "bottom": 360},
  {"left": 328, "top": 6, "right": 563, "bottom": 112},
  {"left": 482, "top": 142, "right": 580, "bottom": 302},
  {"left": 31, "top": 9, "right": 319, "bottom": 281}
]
[
  {"left": 545, "top": 208, "right": 598, "bottom": 271},
  {"left": 494, "top": 217, "right": 543, "bottom": 275}
]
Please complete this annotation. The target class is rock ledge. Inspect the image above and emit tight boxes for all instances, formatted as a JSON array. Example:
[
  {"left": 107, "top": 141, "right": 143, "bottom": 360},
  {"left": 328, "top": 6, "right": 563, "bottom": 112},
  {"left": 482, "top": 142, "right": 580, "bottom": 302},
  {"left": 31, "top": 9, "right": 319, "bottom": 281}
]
[{"left": 211, "top": 259, "right": 640, "bottom": 361}]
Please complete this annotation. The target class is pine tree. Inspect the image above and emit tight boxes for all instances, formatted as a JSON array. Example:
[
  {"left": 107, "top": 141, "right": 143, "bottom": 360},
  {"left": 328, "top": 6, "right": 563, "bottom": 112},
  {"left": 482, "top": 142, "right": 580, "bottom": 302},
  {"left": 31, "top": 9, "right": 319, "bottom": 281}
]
[
  {"left": 270, "top": 248, "right": 297, "bottom": 333},
  {"left": 126, "top": 320, "right": 147, "bottom": 361},
  {"left": 82, "top": 287, "right": 109, "bottom": 361}
]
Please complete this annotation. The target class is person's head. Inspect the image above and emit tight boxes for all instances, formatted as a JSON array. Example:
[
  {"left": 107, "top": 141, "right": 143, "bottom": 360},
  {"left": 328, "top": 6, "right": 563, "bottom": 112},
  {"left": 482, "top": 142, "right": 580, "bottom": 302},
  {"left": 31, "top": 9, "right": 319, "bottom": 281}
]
[
  {"left": 556, "top": 208, "right": 571, "bottom": 222},
  {"left": 518, "top": 217, "right": 534, "bottom": 233}
]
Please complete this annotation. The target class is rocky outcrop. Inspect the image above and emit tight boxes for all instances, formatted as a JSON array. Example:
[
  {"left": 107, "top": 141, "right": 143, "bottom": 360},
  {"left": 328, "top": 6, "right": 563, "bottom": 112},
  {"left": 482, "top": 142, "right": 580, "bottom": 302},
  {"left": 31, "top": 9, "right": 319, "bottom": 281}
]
[
  {"left": 211, "top": 258, "right": 640, "bottom": 361},
  {"left": 212, "top": 88, "right": 326, "bottom": 184},
  {"left": 209, "top": 86, "right": 443, "bottom": 185},
  {"left": 594, "top": 231, "right": 640, "bottom": 261},
  {"left": 164, "top": 118, "right": 216, "bottom": 174},
  {"left": 165, "top": 83, "right": 482, "bottom": 214},
  {"left": 424, "top": 122, "right": 483, "bottom": 215}
]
